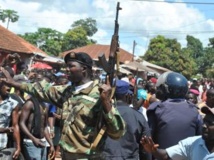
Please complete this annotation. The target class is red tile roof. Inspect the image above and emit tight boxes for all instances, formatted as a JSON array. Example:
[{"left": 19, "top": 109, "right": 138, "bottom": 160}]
[
  {"left": 0, "top": 25, "right": 47, "bottom": 55},
  {"left": 61, "top": 44, "right": 134, "bottom": 63}
]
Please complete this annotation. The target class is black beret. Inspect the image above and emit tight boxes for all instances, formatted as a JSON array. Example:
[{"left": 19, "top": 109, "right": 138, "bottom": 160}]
[{"left": 64, "top": 52, "right": 93, "bottom": 69}]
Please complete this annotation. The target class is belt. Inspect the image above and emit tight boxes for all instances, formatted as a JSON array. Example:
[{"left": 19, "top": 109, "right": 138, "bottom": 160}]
[{"left": 23, "top": 138, "right": 46, "bottom": 143}]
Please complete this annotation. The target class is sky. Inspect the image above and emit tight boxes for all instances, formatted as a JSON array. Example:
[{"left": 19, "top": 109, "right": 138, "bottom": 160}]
[{"left": 1, "top": 0, "right": 214, "bottom": 57}]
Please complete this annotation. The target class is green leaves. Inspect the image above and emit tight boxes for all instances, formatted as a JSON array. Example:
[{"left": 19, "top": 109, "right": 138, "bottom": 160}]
[
  {"left": 0, "top": 9, "right": 19, "bottom": 29},
  {"left": 19, "top": 28, "right": 63, "bottom": 56},
  {"left": 142, "top": 35, "right": 214, "bottom": 78},
  {"left": 143, "top": 35, "right": 196, "bottom": 79},
  {"left": 19, "top": 18, "right": 97, "bottom": 57}
]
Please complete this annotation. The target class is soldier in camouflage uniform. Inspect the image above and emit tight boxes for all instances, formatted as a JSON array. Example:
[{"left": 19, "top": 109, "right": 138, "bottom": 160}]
[{"left": 1, "top": 52, "right": 126, "bottom": 160}]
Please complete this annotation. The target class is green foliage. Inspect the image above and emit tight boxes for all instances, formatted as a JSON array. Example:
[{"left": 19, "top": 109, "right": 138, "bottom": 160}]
[
  {"left": 186, "top": 35, "right": 203, "bottom": 59},
  {"left": 19, "top": 28, "right": 63, "bottom": 56},
  {"left": 143, "top": 35, "right": 196, "bottom": 79},
  {"left": 201, "top": 47, "right": 214, "bottom": 77},
  {"left": 19, "top": 17, "right": 97, "bottom": 56},
  {"left": 0, "top": 9, "right": 19, "bottom": 29},
  {"left": 61, "top": 26, "right": 93, "bottom": 51},
  {"left": 61, "top": 18, "right": 98, "bottom": 51},
  {"left": 71, "top": 18, "right": 98, "bottom": 37}
]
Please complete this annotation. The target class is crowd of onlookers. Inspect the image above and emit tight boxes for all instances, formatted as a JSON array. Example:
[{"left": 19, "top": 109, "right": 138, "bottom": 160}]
[{"left": 0, "top": 52, "right": 214, "bottom": 160}]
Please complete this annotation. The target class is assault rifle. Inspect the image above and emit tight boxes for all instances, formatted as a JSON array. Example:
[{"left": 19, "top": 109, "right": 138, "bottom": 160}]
[
  {"left": 98, "top": 2, "right": 122, "bottom": 86},
  {"left": 90, "top": 2, "right": 122, "bottom": 151}
]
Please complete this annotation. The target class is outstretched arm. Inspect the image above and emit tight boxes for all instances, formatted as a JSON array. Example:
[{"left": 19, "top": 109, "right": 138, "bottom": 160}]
[
  {"left": 140, "top": 136, "right": 170, "bottom": 160},
  {"left": 1, "top": 67, "right": 22, "bottom": 89},
  {"left": 1, "top": 67, "right": 66, "bottom": 107}
]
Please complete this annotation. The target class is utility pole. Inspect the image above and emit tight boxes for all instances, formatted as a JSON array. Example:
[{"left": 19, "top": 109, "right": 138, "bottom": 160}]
[{"left": 132, "top": 40, "right": 137, "bottom": 61}]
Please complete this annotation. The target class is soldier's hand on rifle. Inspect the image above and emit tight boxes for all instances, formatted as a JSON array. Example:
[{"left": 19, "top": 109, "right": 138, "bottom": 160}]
[
  {"left": 99, "top": 84, "right": 112, "bottom": 100},
  {"left": 98, "top": 76, "right": 112, "bottom": 113}
]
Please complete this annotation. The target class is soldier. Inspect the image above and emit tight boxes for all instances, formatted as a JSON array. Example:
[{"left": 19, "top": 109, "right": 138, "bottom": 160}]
[{"left": 1, "top": 52, "right": 125, "bottom": 160}]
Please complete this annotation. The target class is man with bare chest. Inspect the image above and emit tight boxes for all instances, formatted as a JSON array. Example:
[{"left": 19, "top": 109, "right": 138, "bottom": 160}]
[{"left": 19, "top": 97, "right": 55, "bottom": 160}]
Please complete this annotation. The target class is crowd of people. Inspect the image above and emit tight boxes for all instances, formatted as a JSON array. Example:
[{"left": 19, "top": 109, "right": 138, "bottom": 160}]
[{"left": 0, "top": 52, "right": 213, "bottom": 160}]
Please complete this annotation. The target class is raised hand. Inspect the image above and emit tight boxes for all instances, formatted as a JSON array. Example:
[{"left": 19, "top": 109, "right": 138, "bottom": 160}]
[
  {"left": 140, "top": 136, "right": 159, "bottom": 153},
  {"left": 98, "top": 75, "right": 112, "bottom": 102}
]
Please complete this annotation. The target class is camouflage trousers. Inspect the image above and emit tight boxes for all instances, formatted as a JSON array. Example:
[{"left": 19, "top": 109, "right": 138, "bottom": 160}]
[{"left": 61, "top": 150, "right": 104, "bottom": 160}]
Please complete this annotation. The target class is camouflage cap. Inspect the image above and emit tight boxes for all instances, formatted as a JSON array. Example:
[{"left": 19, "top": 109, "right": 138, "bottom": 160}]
[{"left": 64, "top": 52, "right": 93, "bottom": 69}]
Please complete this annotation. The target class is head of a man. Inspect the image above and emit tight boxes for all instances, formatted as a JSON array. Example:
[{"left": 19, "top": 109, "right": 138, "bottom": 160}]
[
  {"left": 115, "top": 80, "right": 133, "bottom": 103},
  {"left": 201, "top": 106, "right": 214, "bottom": 142},
  {"left": 64, "top": 52, "right": 93, "bottom": 84},
  {"left": 0, "top": 66, "right": 14, "bottom": 98},
  {"left": 0, "top": 82, "right": 11, "bottom": 98},
  {"left": 185, "top": 92, "right": 198, "bottom": 104},
  {"left": 156, "top": 72, "right": 188, "bottom": 101},
  {"left": 206, "top": 89, "right": 214, "bottom": 108}
]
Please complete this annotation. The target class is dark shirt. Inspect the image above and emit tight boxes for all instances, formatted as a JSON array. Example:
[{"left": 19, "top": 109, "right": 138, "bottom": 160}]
[
  {"left": 147, "top": 99, "right": 202, "bottom": 149},
  {"left": 102, "top": 100, "right": 151, "bottom": 160}
]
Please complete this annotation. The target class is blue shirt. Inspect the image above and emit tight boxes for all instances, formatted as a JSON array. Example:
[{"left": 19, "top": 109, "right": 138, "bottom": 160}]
[
  {"left": 166, "top": 136, "right": 214, "bottom": 160},
  {"left": 147, "top": 99, "right": 202, "bottom": 149},
  {"left": 102, "top": 101, "right": 151, "bottom": 160}
]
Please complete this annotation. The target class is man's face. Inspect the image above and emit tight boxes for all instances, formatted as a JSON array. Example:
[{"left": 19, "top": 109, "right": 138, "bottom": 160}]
[
  {"left": 206, "top": 90, "right": 214, "bottom": 107},
  {"left": 186, "top": 93, "right": 198, "bottom": 104},
  {"left": 66, "top": 61, "right": 84, "bottom": 83},
  {"left": 202, "top": 114, "right": 214, "bottom": 141},
  {"left": 0, "top": 83, "right": 10, "bottom": 96}
]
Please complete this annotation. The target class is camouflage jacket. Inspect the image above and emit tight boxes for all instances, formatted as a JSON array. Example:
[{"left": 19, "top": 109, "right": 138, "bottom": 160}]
[{"left": 21, "top": 80, "right": 125, "bottom": 154}]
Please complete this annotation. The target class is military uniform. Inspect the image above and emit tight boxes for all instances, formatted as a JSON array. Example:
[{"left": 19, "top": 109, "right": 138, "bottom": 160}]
[{"left": 20, "top": 79, "right": 125, "bottom": 159}]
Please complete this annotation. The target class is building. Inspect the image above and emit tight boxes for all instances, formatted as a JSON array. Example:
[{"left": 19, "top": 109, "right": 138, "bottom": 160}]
[{"left": 0, "top": 25, "right": 47, "bottom": 64}]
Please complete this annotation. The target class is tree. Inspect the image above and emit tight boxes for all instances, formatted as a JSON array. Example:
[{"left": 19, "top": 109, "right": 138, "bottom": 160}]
[
  {"left": 0, "top": 9, "right": 19, "bottom": 29},
  {"left": 19, "top": 28, "right": 63, "bottom": 56},
  {"left": 143, "top": 35, "right": 196, "bottom": 79},
  {"left": 72, "top": 18, "right": 98, "bottom": 37},
  {"left": 186, "top": 35, "right": 203, "bottom": 59},
  {"left": 61, "top": 18, "right": 98, "bottom": 51},
  {"left": 20, "top": 18, "right": 98, "bottom": 55},
  {"left": 200, "top": 45, "right": 214, "bottom": 78},
  {"left": 61, "top": 26, "right": 93, "bottom": 52}
]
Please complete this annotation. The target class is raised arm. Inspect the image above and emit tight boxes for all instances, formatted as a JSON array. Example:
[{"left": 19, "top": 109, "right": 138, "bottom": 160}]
[
  {"left": 98, "top": 83, "right": 125, "bottom": 139},
  {"left": 1, "top": 67, "right": 67, "bottom": 107},
  {"left": 140, "top": 136, "right": 170, "bottom": 160}
]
